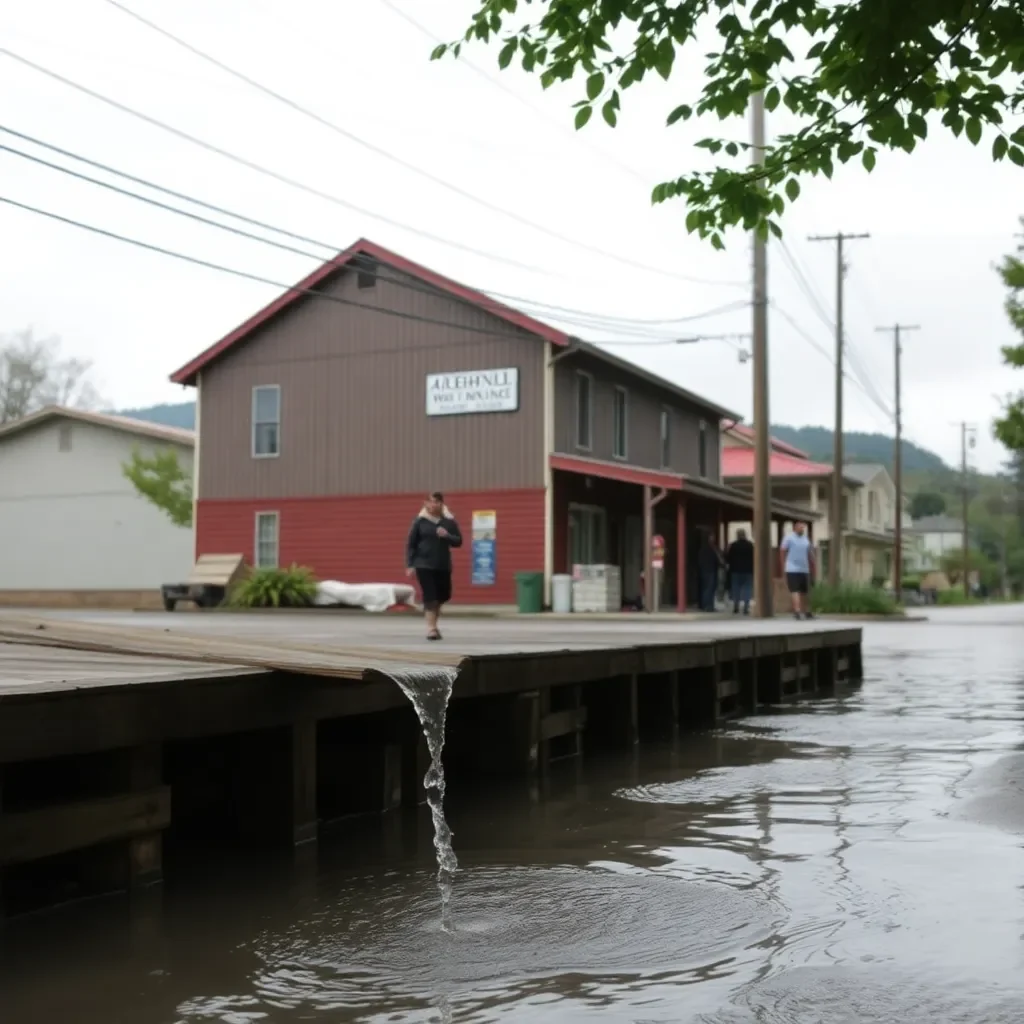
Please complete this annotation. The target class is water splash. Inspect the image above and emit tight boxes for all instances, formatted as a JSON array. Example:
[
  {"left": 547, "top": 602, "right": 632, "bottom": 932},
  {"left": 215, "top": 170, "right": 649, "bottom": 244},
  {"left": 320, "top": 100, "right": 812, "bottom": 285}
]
[{"left": 387, "top": 666, "right": 460, "bottom": 934}]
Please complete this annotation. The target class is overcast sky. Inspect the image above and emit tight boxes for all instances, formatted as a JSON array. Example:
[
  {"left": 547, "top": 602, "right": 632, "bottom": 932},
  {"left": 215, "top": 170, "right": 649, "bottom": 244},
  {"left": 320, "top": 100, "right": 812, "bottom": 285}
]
[{"left": 2, "top": 0, "right": 1021, "bottom": 472}]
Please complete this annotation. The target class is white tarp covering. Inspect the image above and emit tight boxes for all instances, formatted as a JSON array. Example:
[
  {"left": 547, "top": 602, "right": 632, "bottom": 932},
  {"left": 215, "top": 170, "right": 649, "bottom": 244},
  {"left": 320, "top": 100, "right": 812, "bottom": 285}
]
[{"left": 313, "top": 581, "right": 417, "bottom": 613}]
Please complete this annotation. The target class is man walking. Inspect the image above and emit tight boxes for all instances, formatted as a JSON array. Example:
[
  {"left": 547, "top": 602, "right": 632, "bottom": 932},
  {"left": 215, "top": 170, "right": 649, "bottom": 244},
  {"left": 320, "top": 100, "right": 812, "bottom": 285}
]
[
  {"left": 779, "top": 521, "right": 815, "bottom": 620},
  {"left": 696, "top": 531, "right": 724, "bottom": 612},
  {"left": 726, "top": 529, "right": 754, "bottom": 614}
]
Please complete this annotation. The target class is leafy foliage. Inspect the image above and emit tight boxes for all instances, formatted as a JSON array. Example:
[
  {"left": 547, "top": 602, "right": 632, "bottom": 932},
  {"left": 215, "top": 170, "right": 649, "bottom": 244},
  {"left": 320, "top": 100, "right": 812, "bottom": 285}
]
[
  {"left": 122, "top": 446, "right": 193, "bottom": 528},
  {"left": 809, "top": 582, "right": 899, "bottom": 615},
  {"left": 770, "top": 425, "right": 948, "bottom": 471},
  {"left": 994, "top": 219, "right": 1024, "bottom": 452},
  {"left": 229, "top": 565, "right": 318, "bottom": 608},
  {"left": 909, "top": 491, "right": 947, "bottom": 518},
  {"left": 119, "top": 400, "right": 196, "bottom": 430},
  {"left": 436, "top": 0, "right": 1024, "bottom": 242},
  {"left": 0, "top": 328, "right": 102, "bottom": 423}
]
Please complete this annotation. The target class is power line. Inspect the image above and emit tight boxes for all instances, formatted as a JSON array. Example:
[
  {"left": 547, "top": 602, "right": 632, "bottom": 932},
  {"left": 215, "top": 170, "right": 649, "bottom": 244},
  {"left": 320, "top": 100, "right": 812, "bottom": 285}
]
[
  {"left": 102, "top": 0, "right": 739, "bottom": 290},
  {"left": 0, "top": 126, "right": 748, "bottom": 339},
  {"left": 0, "top": 192, "right": 740, "bottom": 360}
]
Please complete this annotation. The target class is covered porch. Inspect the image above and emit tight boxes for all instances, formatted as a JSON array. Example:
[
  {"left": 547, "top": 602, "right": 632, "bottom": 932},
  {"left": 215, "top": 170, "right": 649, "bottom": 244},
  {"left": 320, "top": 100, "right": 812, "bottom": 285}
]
[{"left": 549, "top": 454, "right": 818, "bottom": 613}]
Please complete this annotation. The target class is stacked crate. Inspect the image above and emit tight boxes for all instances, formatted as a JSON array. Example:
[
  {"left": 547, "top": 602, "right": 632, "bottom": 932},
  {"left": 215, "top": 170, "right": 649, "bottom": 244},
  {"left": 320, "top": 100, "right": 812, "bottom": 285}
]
[{"left": 571, "top": 564, "right": 622, "bottom": 613}]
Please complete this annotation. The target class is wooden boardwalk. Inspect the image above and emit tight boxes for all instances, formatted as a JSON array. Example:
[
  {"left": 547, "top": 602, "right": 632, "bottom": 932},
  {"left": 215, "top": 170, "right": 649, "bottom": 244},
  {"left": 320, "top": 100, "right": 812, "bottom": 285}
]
[{"left": 0, "top": 610, "right": 862, "bottom": 917}]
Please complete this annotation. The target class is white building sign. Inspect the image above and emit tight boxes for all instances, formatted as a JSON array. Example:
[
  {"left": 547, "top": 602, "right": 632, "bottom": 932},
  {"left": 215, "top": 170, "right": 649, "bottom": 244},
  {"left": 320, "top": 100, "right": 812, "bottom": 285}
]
[{"left": 425, "top": 367, "right": 519, "bottom": 416}]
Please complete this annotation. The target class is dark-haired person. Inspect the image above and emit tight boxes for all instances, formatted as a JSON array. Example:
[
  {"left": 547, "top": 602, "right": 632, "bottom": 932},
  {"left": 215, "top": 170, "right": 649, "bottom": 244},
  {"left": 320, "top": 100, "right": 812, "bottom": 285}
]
[
  {"left": 405, "top": 491, "right": 462, "bottom": 641},
  {"left": 779, "top": 521, "right": 815, "bottom": 620}
]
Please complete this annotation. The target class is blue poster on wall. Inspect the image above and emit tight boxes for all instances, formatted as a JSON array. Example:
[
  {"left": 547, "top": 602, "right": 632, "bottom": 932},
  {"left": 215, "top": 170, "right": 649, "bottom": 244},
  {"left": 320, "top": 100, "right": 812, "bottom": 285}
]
[{"left": 471, "top": 510, "right": 497, "bottom": 586}]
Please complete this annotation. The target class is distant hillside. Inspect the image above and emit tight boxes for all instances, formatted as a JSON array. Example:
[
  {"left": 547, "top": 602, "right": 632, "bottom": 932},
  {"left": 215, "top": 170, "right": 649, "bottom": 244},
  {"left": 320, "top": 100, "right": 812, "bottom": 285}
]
[
  {"left": 770, "top": 425, "right": 949, "bottom": 473},
  {"left": 118, "top": 402, "right": 950, "bottom": 476},
  {"left": 120, "top": 401, "right": 196, "bottom": 430}
]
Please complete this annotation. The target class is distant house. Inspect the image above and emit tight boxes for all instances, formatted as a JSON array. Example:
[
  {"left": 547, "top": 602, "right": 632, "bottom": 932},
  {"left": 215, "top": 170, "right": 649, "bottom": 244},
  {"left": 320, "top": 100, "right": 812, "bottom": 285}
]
[
  {"left": 0, "top": 407, "right": 195, "bottom": 607},
  {"left": 169, "top": 237, "right": 813, "bottom": 609},
  {"left": 904, "top": 514, "right": 965, "bottom": 573}
]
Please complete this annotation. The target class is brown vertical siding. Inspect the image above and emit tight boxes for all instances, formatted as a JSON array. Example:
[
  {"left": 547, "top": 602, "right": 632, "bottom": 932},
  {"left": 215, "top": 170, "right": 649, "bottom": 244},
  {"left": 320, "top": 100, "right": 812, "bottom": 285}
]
[
  {"left": 552, "top": 353, "right": 723, "bottom": 480},
  {"left": 198, "top": 267, "right": 545, "bottom": 500}
]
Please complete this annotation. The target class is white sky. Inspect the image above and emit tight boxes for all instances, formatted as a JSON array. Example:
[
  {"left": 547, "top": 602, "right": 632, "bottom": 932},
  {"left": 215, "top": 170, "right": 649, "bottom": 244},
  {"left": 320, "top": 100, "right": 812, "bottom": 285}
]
[{"left": 2, "top": 0, "right": 1021, "bottom": 472}]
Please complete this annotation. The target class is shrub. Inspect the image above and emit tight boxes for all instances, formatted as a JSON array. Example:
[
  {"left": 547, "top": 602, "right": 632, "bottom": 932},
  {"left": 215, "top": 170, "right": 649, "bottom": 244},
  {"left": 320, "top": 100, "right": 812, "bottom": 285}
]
[
  {"left": 936, "top": 589, "right": 977, "bottom": 606},
  {"left": 229, "top": 565, "right": 318, "bottom": 608},
  {"left": 809, "top": 582, "right": 899, "bottom": 616},
  {"left": 901, "top": 573, "right": 922, "bottom": 591}
]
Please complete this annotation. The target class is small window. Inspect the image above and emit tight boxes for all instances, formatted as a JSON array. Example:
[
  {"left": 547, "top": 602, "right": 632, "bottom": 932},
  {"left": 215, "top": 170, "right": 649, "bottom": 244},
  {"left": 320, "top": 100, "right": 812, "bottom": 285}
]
[
  {"left": 252, "top": 385, "right": 280, "bottom": 458},
  {"left": 612, "top": 387, "right": 628, "bottom": 459},
  {"left": 660, "top": 407, "right": 671, "bottom": 468},
  {"left": 575, "top": 372, "right": 592, "bottom": 450},
  {"left": 698, "top": 420, "right": 708, "bottom": 478},
  {"left": 254, "top": 512, "right": 279, "bottom": 568},
  {"left": 57, "top": 423, "right": 72, "bottom": 452},
  {"left": 355, "top": 255, "right": 377, "bottom": 290}
]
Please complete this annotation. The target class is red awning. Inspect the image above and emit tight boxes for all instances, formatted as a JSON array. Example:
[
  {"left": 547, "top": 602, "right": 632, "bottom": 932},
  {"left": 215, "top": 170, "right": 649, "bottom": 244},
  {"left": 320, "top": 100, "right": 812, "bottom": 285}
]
[{"left": 549, "top": 453, "right": 682, "bottom": 490}]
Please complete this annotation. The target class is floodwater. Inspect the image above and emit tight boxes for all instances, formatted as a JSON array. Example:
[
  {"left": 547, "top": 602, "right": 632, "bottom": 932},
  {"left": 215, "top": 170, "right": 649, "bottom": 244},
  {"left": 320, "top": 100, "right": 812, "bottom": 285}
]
[{"left": 3, "top": 605, "right": 1024, "bottom": 1022}]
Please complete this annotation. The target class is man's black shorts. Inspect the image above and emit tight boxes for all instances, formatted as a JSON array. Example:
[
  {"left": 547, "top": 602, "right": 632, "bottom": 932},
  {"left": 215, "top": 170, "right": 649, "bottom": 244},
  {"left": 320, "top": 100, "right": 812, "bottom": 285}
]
[{"left": 786, "top": 572, "right": 810, "bottom": 594}]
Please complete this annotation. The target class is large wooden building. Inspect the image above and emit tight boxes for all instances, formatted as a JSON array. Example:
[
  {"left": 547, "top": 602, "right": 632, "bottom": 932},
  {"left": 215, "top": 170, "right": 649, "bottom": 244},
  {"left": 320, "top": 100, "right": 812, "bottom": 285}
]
[{"left": 172, "top": 240, "right": 810, "bottom": 608}]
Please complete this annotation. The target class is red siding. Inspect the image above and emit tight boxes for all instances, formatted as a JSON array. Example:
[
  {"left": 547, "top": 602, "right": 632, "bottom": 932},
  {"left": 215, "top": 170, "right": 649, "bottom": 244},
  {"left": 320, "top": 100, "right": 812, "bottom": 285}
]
[{"left": 196, "top": 488, "right": 545, "bottom": 605}]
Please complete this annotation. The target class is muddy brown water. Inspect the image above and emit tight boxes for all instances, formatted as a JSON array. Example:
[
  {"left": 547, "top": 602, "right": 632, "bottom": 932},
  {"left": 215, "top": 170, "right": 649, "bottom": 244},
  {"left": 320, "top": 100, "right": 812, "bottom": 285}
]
[{"left": 2, "top": 606, "right": 1024, "bottom": 1022}]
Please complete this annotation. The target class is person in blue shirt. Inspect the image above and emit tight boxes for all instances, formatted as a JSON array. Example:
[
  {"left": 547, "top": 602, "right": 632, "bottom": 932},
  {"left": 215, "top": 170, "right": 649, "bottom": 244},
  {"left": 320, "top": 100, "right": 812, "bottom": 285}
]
[{"left": 779, "top": 521, "right": 816, "bottom": 620}]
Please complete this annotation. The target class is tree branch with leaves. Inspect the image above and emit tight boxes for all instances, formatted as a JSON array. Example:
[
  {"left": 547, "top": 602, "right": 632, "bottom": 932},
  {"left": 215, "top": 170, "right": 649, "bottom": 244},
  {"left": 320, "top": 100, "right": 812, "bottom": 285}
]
[
  {"left": 434, "top": 0, "right": 1024, "bottom": 246},
  {"left": 122, "top": 447, "right": 193, "bottom": 528},
  {"left": 994, "top": 218, "right": 1024, "bottom": 452}
]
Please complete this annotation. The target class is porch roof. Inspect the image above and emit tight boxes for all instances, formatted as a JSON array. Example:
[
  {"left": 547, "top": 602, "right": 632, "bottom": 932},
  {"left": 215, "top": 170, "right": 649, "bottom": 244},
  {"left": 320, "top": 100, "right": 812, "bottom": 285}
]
[
  {"left": 549, "top": 454, "right": 821, "bottom": 521},
  {"left": 844, "top": 527, "right": 893, "bottom": 546}
]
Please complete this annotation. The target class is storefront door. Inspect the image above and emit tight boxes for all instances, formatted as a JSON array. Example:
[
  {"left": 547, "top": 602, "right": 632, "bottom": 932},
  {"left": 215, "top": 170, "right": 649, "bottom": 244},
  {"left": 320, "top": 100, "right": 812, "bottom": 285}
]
[{"left": 568, "top": 504, "right": 607, "bottom": 568}]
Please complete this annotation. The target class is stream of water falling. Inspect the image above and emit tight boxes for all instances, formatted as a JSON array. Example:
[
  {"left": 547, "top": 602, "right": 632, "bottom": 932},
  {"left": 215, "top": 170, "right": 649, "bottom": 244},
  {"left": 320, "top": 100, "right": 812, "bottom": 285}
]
[{"left": 389, "top": 666, "right": 460, "bottom": 933}]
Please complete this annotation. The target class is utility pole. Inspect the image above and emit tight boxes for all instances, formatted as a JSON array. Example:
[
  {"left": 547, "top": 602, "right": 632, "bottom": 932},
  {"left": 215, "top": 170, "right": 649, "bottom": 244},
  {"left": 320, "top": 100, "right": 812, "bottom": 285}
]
[
  {"left": 875, "top": 323, "right": 919, "bottom": 597},
  {"left": 958, "top": 422, "right": 977, "bottom": 598},
  {"left": 751, "top": 90, "right": 773, "bottom": 618},
  {"left": 809, "top": 231, "right": 870, "bottom": 584}
]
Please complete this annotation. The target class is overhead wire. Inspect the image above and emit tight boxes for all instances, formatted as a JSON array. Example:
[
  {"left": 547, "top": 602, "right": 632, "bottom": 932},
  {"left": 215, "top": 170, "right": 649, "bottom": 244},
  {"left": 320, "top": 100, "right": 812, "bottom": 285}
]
[
  {"left": 101, "top": 0, "right": 741, "bottom": 290},
  {"left": 0, "top": 126, "right": 748, "bottom": 340}
]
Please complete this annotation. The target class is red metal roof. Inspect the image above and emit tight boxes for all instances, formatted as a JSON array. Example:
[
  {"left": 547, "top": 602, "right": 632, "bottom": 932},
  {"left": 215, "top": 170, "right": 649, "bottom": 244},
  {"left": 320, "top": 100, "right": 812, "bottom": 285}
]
[
  {"left": 549, "top": 453, "right": 682, "bottom": 491},
  {"left": 722, "top": 447, "right": 833, "bottom": 479},
  {"left": 728, "top": 423, "right": 809, "bottom": 458},
  {"left": 170, "top": 238, "right": 573, "bottom": 386}
]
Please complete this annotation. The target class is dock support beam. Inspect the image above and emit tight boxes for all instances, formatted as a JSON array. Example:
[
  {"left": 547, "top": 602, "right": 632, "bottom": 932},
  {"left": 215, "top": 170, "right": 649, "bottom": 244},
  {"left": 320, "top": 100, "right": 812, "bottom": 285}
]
[
  {"left": 127, "top": 744, "right": 164, "bottom": 887},
  {"left": 290, "top": 721, "right": 318, "bottom": 846}
]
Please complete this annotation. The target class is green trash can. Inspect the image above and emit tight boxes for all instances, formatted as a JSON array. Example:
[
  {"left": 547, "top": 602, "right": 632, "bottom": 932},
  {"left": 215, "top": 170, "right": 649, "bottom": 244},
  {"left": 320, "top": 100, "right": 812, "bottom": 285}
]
[{"left": 514, "top": 571, "right": 545, "bottom": 614}]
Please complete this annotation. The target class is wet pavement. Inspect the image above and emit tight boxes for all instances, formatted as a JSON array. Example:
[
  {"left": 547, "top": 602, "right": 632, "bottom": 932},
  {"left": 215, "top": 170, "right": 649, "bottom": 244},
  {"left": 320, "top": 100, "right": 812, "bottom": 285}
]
[{"left": 2, "top": 604, "right": 1024, "bottom": 1022}]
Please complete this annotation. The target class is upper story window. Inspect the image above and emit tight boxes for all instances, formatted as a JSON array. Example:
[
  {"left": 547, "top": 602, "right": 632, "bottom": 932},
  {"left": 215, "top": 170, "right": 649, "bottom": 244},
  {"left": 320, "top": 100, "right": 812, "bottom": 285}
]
[
  {"left": 252, "top": 385, "right": 281, "bottom": 458},
  {"left": 698, "top": 419, "right": 708, "bottom": 477},
  {"left": 57, "top": 423, "right": 72, "bottom": 452},
  {"left": 254, "top": 511, "right": 279, "bottom": 568},
  {"left": 575, "top": 372, "right": 592, "bottom": 450},
  {"left": 660, "top": 407, "right": 671, "bottom": 468},
  {"left": 612, "top": 386, "right": 628, "bottom": 459}
]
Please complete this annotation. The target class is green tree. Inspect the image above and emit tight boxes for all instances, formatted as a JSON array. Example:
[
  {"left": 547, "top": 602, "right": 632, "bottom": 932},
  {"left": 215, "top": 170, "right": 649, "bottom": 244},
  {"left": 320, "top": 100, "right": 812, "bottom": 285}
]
[
  {"left": 909, "top": 491, "right": 947, "bottom": 518},
  {"left": 994, "top": 221, "right": 1024, "bottom": 452},
  {"left": 122, "top": 447, "right": 193, "bottom": 528},
  {"left": 437, "top": 1, "right": 1024, "bottom": 244}
]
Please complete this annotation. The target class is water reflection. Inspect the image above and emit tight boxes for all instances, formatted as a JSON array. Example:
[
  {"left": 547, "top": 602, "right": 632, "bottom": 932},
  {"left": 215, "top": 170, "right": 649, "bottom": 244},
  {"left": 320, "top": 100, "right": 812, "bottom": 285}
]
[{"left": 2, "top": 608, "right": 1024, "bottom": 1022}]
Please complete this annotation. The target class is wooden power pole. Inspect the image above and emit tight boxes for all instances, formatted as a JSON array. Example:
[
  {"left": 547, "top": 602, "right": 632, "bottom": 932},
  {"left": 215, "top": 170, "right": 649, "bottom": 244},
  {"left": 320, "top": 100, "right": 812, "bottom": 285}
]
[
  {"left": 875, "top": 323, "right": 919, "bottom": 597},
  {"left": 808, "top": 231, "right": 869, "bottom": 584},
  {"left": 751, "top": 90, "right": 773, "bottom": 617},
  {"left": 958, "top": 422, "right": 976, "bottom": 598}
]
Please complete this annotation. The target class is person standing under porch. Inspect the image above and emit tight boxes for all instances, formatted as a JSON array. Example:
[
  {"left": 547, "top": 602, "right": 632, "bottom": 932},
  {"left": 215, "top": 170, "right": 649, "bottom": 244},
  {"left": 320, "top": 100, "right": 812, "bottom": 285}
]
[
  {"left": 726, "top": 529, "right": 754, "bottom": 614},
  {"left": 696, "top": 532, "right": 723, "bottom": 612},
  {"left": 779, "top": 521, "right": 815, "bottom": 620},
  {"left": 406, "top": 491, "right": 462, "bottom": 641}
]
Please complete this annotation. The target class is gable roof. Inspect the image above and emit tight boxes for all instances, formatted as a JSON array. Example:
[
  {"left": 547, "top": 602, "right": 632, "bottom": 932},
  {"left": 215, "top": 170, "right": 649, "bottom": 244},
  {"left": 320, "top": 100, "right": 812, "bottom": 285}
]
[
  {"left": 727, "top": 423, "right": 809, "bottom": 458},
  {"left": 723, "top": 447, "right": 834, "bottom": 479},
  {"left": 170, "top": 238, "right": 574, "bottom": 387},
  {"left": 842, "top": 462, "right": 890, "bottom": 485},
  {"left": 167, "top": 237, "right": 740, "bottom": 420},
  {"left": 0, "top": 406, "right": 194, "bottom": 447}
]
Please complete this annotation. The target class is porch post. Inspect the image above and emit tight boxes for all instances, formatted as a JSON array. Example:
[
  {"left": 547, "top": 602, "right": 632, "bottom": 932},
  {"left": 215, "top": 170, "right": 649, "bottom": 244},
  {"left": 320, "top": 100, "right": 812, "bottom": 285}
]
[
  {"left": 643, "top": 484, "right": 653, "bottom": 613},
  {"left": 677, "top": 498, "right": 687, "bottom": 613}
]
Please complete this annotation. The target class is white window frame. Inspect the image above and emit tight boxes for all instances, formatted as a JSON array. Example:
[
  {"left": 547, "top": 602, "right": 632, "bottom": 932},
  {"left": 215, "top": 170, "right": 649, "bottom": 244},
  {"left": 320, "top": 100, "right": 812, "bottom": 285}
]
[
  {"left": 251, "top": 384, "right": 281, "bottom": 459},
  {"left": 575, "top": 371, "right": 593, "bottom": 451},
  {"left": 254, "top": 511, "right": 280, "bottom": 569},
  {"left": 612, "top": 386, "right": 629, "bottom": 460},
  {"left": 660, "top": 406, "right": 672, "bottom": 469}
]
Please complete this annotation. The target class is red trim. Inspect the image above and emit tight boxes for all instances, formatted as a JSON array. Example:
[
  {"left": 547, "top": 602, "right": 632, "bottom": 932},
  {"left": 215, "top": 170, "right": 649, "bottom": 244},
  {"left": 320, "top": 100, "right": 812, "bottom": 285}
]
[
  {"left": 722, "top": 447, "right": 833, "bottom": 479},
  {"left": 170, "top": 238, "right": 572, "bottom": 385},
  {"left": 550, "top": 453, "right": 682, "bottom": 491}
]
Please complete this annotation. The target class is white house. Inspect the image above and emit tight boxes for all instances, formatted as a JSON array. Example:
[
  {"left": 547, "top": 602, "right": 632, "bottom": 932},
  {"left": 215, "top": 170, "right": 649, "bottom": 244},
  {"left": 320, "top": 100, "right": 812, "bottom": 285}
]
[
  {"left": 0, "top": 406, "right": 194, "bottom": 606},
  {"left": 904, "top": 514, "right": 965, "bottom": 573}
]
